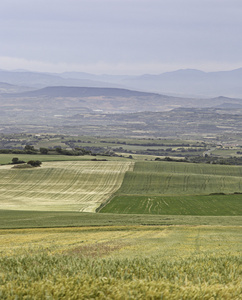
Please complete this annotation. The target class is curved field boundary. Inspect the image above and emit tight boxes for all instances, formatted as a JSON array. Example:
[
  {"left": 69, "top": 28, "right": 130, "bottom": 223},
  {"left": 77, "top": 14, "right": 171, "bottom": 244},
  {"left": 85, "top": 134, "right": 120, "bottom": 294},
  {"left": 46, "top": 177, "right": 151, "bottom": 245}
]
[{"left": 0, "top": 161, "right": 134, "bottom": 212}]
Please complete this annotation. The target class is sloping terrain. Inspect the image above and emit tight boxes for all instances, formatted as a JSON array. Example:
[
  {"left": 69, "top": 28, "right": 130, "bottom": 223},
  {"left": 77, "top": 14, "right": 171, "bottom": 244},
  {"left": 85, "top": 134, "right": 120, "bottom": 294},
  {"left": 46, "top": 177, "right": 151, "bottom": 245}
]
[
  {"left": 0, "top": 82, "right": 33, "bottom": 93},
  {"left": 7, "top": 86, "right": 160, "bottom": 98},
  {"left": 0, "top": 161, "right": 133, "bottom": 212},
  {"left": 0, "top": 70, "right": 119, "bottom": 89},
  {"left": 0, "top": 86, "right": 185, "bottom": 114},
  {"left": 101, "top": 161, "right": 242, "bottom": 215}
]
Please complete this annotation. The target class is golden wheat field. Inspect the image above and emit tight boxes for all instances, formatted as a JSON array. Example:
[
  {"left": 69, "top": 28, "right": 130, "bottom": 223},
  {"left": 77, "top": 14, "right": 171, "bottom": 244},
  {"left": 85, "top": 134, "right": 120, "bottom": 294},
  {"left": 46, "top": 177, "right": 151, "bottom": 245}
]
[
  {"left": 0, "top": 161, "right": 133, "bottom": 212},
  {"left": 0, "top": 226, "right": 241, "bottom": 299}
]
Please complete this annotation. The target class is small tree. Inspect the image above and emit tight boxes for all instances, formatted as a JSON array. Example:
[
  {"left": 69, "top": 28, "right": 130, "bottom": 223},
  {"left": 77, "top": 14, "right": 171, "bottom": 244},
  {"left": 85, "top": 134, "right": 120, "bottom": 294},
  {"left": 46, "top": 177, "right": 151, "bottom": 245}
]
[
  {"left": 27, "top": 160, "right": 42, "bottom": 167},
  {"left": 24, "top": 145, "right": 37, "bottom": 154},
  {"left": 55, "top": 146, "right": 62, "bottom": 153},
  {"left": 12, "top": 157, "right": 19, "bottom": 164},
  {"left": 164, "top": 156, "right": 173, "bottom": 161},
  {"left": 12, "top": 157, "right": 25, "bottom": 164},
  {"left": 40, "top": 147, "right": 48, "bottom": 154}
]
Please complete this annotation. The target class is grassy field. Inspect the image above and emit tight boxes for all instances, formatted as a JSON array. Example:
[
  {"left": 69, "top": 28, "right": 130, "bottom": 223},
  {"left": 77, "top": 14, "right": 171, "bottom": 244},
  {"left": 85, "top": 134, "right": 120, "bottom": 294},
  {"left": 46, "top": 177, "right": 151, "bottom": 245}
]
[
  {"left": 0, "top": 161, "right": 133, "bottom": 212},
  {"left": 101, "top": 194, "right": 242, "bottom": 215},
  {"left": 101, "top": 161, "right": 242, "bottom": 215},
  {"left": 0, "top": 154, "right": 130, "bottom": 165},
  {"left": 0, "top": 225, "right": 241, "bottom": 299},
  {"left": 0, "top": 210, "right": 241, "bottom": 228},
  {"left": 117, "top": 161, "right": 242, "bottom": 195}
]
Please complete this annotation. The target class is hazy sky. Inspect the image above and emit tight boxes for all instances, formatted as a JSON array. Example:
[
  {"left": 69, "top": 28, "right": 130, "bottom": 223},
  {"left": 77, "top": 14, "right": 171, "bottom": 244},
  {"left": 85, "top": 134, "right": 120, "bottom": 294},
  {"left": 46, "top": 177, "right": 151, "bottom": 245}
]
[{"left": 1, "top": 0, "right": 242, "bottom": 74}]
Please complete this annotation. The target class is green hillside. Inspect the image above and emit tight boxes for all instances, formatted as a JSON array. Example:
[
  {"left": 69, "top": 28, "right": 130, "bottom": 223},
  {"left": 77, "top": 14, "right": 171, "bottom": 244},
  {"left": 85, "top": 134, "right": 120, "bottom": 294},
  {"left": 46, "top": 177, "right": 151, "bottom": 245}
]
[{"left": 100, "top": 161, "right": 242, "bottom": 215}]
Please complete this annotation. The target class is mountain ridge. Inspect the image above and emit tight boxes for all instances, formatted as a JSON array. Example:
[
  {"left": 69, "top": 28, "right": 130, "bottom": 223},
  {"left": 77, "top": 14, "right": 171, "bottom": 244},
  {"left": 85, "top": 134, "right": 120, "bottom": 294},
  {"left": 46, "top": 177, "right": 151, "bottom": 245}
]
[
  {"left": 5, "top": 86, "right": 162, "bottom": 98},
  {"left": 1, "top": 67, "right": 242, "bottom": 97}
]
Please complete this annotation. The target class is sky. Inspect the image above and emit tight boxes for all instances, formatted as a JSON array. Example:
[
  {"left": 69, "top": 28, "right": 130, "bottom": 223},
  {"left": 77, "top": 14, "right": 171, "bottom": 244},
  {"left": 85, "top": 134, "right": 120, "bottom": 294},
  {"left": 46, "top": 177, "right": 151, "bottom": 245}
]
[{"left": 0, "top": 0, "right": 242, "bottom": 75}]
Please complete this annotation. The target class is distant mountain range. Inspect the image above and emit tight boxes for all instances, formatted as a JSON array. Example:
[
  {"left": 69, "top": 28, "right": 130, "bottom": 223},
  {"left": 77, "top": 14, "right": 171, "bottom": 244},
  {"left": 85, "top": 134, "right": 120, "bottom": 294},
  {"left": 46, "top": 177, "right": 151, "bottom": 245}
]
[
  {"left": 1, "top": 68, "right": 242, "bottom": 97},
  {"left": 59, "top": 68, "right": 242, "bottom": 98},
  {"left": 0, "top": 70, "right": 121, "bottom": 90}
]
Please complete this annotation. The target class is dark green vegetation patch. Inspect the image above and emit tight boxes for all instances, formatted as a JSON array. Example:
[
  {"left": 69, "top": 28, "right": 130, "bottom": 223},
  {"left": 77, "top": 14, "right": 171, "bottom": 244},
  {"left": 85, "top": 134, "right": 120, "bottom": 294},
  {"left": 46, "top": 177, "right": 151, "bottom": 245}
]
[
  {"left": 101, "top": 161, "right": 242, "bottom": 215},
  {"left": 100, "top": 194, "right": 242, "bottom": 215}
]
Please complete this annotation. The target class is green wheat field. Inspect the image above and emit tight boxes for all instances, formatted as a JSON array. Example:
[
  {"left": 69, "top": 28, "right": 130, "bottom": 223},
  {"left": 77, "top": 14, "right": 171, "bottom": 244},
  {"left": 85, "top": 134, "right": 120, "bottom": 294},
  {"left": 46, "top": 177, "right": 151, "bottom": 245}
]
[{"left": 101, "top": 161, "right": 242, "bottom": 215}]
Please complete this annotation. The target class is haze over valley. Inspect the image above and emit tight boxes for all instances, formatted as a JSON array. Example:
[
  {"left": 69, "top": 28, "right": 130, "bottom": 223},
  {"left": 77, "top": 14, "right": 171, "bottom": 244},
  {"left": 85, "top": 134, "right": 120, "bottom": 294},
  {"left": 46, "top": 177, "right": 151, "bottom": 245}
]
[{"left": 0, "top": 68, "right": 242, "bottom": 142}]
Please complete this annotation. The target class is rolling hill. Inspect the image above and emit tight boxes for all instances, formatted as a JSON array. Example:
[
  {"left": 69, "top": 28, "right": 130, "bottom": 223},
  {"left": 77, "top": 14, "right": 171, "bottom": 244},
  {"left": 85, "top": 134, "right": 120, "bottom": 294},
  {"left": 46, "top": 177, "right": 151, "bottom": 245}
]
[
  {"left": 0, "top": 70, "right": 121, "bottom": 89},
  {"left": 2, "top": 85, "right": 242, "bottom": 114},
  {"left": 7, "top": 86, "right": 161, "bottom": 98},
  {"left": 0, "top": 82, "right": 33, "bottom": 93}
]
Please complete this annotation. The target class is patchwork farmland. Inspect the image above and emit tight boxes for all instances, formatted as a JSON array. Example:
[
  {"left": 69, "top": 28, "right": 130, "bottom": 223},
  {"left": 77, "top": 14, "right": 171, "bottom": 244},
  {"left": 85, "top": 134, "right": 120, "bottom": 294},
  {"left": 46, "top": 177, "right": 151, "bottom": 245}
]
[
  {"left": 0, "top": 159, "right": 241, "bottom": 215},
  {"left": 0, "top": 157, "right": 241, "bottom": 299}
]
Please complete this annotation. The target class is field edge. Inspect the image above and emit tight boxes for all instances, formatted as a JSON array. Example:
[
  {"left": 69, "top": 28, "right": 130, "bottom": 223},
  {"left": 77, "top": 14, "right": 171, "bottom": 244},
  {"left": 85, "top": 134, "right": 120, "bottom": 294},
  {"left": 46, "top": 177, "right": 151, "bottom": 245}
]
[{"left": 0, "top": 210, "right": 241, "bottom": 229}]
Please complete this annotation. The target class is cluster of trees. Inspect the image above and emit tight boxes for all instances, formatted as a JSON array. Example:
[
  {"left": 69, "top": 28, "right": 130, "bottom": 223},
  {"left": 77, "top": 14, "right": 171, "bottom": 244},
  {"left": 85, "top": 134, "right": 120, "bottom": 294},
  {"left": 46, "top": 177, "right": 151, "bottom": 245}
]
[
  {"left": 190, "top": 156, "right": 242, "bottom": 165},
  {"left": 0, "top": 145, "right": 93, "bottom": 156},
  {"left": 11, "top": 157, "right": 42, "bottom": 167},
  {"left": 54, "top": 147, "right": 91, "bottom": 156},
  {"left": 155, "top": 155, "right": 242, "bottom": 165},
  {"left": 155, "top": 157, "right": 187, "bottom": 162},
  {"left": 0, "top": 145, "right": 38, "bottom": 155},
  {"left": 27, "top": 160, "right": 42, "bottom": 167}
]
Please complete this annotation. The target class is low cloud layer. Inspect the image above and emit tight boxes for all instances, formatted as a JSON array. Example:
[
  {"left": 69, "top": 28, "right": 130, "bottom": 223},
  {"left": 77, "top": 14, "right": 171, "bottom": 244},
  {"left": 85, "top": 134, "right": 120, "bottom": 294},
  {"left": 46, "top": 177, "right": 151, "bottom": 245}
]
[{"left": 1, "top": 0, "right": 242, "bottom": 74}]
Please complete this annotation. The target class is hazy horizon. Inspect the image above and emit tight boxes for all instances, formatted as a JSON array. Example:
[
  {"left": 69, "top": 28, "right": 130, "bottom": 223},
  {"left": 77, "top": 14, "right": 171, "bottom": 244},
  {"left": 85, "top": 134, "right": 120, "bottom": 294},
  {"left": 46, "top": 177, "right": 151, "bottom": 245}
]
[
  {"left": 1, "top": 0, "right": 242, "bottom": 75},
  {"left": 1, "top": 66, "right": 242, "bottom": 77}
]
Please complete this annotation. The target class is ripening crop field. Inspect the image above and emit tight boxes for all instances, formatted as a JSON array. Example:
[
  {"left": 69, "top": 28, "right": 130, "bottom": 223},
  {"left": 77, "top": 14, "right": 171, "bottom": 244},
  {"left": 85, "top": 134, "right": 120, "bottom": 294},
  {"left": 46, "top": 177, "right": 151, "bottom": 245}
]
[
  {"left": 0, "top": 226, "right": 241, "bottom": 299},
  {"left": 101, "top": 161, "right": 242, "bottom": 215},
  {"left": 0, "top": 161, "right": 133, "bottom": 212}
]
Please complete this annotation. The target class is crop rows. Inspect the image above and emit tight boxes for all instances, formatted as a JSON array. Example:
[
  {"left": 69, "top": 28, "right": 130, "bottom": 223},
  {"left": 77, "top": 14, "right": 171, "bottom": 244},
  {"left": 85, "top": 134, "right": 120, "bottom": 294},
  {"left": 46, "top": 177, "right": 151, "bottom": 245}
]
[
  {"left": 101, "top": 161, "right": 242, "bottom": 215},
  {"left": 0, "top": 161, "right": 133, "bottom": 212},
  {"left": 101, "top": 194, "right": 242, "bottom": 215},
  {"left": 118, "top": 161, "right": 242, "bottom": 195}
]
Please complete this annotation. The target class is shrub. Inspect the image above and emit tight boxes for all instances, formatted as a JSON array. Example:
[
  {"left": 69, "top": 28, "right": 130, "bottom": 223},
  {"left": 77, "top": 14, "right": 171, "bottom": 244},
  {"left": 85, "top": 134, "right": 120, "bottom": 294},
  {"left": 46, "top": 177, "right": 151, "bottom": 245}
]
[
  {"left": 27, "top": 160, "right": 42, "bottom": 167},
  {"left": 11, "top": 157, "right": 26, "bottom": 164}
]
